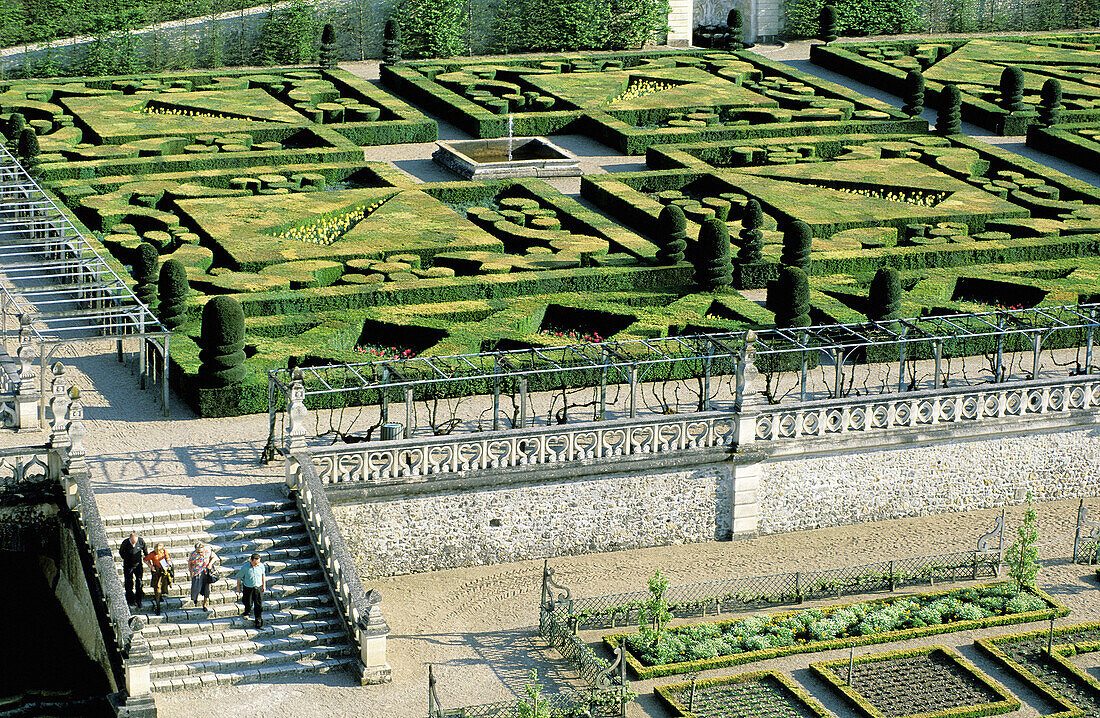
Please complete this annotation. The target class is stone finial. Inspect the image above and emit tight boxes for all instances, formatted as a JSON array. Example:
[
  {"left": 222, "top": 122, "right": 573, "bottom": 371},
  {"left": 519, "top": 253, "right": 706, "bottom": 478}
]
[
  {"left": 48, "top": 362, "right": 69, "bottom": 447},
  {"left": 286, "top": 368, "right": 309, "bottom": 453},
  {"left": 65, "top": 386, "right": 87, "bottom": 473},
  {"left": 17, "top": 342, "right": 35, "bottom": 385},
  {"left": 734, "top": 331, "right": 758, "bottom": 412}
]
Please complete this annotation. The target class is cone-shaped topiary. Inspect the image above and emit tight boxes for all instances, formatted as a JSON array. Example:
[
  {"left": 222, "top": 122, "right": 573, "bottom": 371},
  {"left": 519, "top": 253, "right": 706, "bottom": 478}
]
[
  {"left": 780, "top": 220, "right": 812, "bottom": 272},
  {"left": 199, "top": 296, "right": 247, "bottom": 387},
  {"left": 771, "top": 266, "right": 810, "bottom": 328},
  {"left": 737, "top": 199, "right": 764, "bottom": 265},
  {"left": 818, "top": 5, "right": 837, "bottom": 44},
  {"left": 319, "top": 23, "right": 337, "bottom": 69},
  {"left": 383, "top": 18, "right": 402, "bottom": 65},
  {"left": 133, "top": 242, "right": 159, "bottom": 309},
  {"left": 1038, "top": 78, "right": 1063, "bottom": 126},
  {"left": 866, "top": 266, "right": 902, "bottom": 321},
  {"left": 937, "top": 83, "right": 962, "bottom": 135},
  {"left": 902, "top": 70, "right": 924, "bottom": 117},
  {"left": 695, "top": 217, "right": 732, "bottom": 291},
  {"left": 156, "top": 259, "right": 189, "bottom": 330},
  {"left": 655, "top": 204, "right": 688, "bottom": 265},
  {"left": 5, "top": 112, "right": 25, "bottom": 144},
  {"left": 1000, "top": 66, "right": 1026, "bottom": 113},
  {"left": 726, "top": 7, "right": 744, "bottom": 47},
  {"left": 17, "top": 128, "right": 39, "bottom": 164}
]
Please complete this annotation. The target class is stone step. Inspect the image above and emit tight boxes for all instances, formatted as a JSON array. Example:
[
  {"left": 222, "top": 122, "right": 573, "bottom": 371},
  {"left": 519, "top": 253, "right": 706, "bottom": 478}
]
[
  {"left": 145, "top": 617, "right": 344, "bottom": 652},
  {"left": 115, "top": 555, "right": 318, "bottom": 583},
  {"left": 134, "top": 576, "right": 328, "bottom": 605},
  {"left": 151, "top": 655, "right": 354, "bottom": 692},
  {"left": 150, "top": 628, "right": 351, "bottom": 667},
  {"left": 139, "top": 593, "right": 335, "bottom": 628},
  {"left": 116, "top": 541, "right": 315, "bottom": 571},
  {"left": 140, "top": 603, "right": 339, "bottom": 638},
  {"left": 150, "top": 643, "right": 354, "bottom": 681},
  {"left": 104, "top": 509, "right": 302, "bottom": 539},
  {"left": 106, "top": 521, "right": 309, "bottom": 551},
  {"left": 102, "top": 500, "right": 296, "bottom": 527}
]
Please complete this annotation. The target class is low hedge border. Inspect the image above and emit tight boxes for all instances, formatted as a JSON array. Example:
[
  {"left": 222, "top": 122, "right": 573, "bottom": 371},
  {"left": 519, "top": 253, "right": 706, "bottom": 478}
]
[
  {"left": 810, "top": 645, "right": 1021, "bottom": 718},
  {"left": 603, "top": 583, "right": 1067, "bottom": 680},
  {"left": 974, "top": 620, "right": 1100, "bottom": 718},
  {"left": 654, "top": 670, "right": 830, "bottom": 718},
  {"left": 1025, "top": 124, "right": 1100, "bottom": 178}
]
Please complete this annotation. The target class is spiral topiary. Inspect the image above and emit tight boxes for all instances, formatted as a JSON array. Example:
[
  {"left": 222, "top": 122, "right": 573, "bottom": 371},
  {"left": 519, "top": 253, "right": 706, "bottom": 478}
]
[
  {"left": 780, "top": 220, "right": 812, "bottom": 272},
  {"left": 319, "top": 23, "right": 337, "bottom": 69},
  {"left": 770, "top": 266, "right": 811, "bottom": 328},
  {"left": 5, "top": 112, "right": 25, "bottom": 144},
  {"left": 133, "top": 242, "right": 159, "bottom": 310},
  {"left": 737, "top": 199, "right": 764, "bottom": 265},
  {"left": 818, "top": 5, "right": 838, "bottom": 44},
  {"left": 726, "top": 8, "right": 744, "bottom": 48},
  {"left": 866, "top": 267, "right": 902, "bottom": 321},
  {"left": 199, "top": 296, "right": 247, "bottom": 387},
  {"left": 655, "top": 204, "right": 688, "bottom": 265},
  {"left": 156, "top": 259, "right": 189, "bottom": 330},
  {"left": 1037, "top": 78, "right": 1063, "bottom": 127},
  {"left": 902, "top": 70, "right": 925, "bottom": 117},
  {"left": 1000, "top": 66, "right": 1026, "bottom": 113},
  {"left": 382, "top": 18, "right": 402, "bottom": 65},
  {"left": 694, "top": 217, "right": 732, "bottom": 291},
  {"left": 937, "top": 83, "right": 962, "bottom": 135}
]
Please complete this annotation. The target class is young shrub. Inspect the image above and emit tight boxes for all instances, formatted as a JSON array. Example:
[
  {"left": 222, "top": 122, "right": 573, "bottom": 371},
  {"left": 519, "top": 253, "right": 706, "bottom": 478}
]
[
  {"left": 695, "top": 217, "right": 733, "bottom": 291},
  {"left": 866, "top": 267, "right": 902, "bottom": 321},
  {"left": 382, "top": 18, "right": 402, "bottom": 65},
  {"left": 156, "top": 259, "right": 190, "bottom": 330},
  {"left": 638, "top": 569, "right": 671, "bottom": 641},
  {"left": 319, "top": 23, "right": 337, "bottom": 69},
  {"left": 1000, "top": 65, "right": 1026, "bottom": 113},
  {"left": 198, "top": 296, "right": 247, "bottom": 387},
  {"left": 817, "top": 5, "right": 838, "bottom": 43},
  {"left": 937, "top": 83, "right": 962, "bottom": 135},
  {"left": 1037, "top": 78, "right": 1063, "bottom": 126},
  {"left": 1006, "top": 493, "right": 1040, "bottom": 590},
  {"left": 736, "top": 199, "right": 764, "bottom": 265},
  {"left": 655, "top": 204, "right": 688, "bottom": 265},
  {"left": 902, "top": 70, "right": 924, "bottom": 117},
  {"left": 133, "top": 242, "right": 159, "bottom": 310},
  {"left": 780, "top": 220, "right": 811, "bottom": 272},
  {"left": 5, "top": 112, "right": 25, "bottom": 144},
  {"left": 770, "top": 266, "right": 810, "bottom": 328}
]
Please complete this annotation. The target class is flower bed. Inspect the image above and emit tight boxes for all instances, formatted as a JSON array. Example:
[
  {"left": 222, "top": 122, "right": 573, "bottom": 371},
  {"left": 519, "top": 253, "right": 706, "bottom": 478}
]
[
  {"left": 604, "top": 582, "right": 1067, "bottom": 679},
  {"left": 811, "top": 646, "right": 1020, "bottom": 718},
  {"left": 655, "top": 670, "right": 828, "bottom": 718}
]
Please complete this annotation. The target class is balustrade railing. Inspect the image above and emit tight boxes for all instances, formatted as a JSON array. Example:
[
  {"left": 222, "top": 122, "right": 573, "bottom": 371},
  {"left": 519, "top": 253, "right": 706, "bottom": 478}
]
[
  {"left": 754, "top": 375, "right": 1100, "bottom": 442},
  {"left": 0, "top": 444, "right": 50, "bottom": 484}
]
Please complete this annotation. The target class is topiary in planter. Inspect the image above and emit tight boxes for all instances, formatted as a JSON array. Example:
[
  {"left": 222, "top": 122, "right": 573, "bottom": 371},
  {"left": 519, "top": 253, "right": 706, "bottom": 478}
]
[
  {"left": 655, "top": 204, "right": 688, "bottom": 265},
  {"left": 156, "top": 258, "right": 189, "bottom": 330},
  {"left": 780, "top": 220, "right": 811, "bottom": 272},
  {"left": 902, "top": 70, "right": 924, "bottom": 117},
  {"left": 737, "top": 199, "right": 764, "bottom": 265},
  {"left": 1037, "top": 78, "right": 1063, "bottom": 127},
  {"left": 866, "top": 266, "right": 902, "bottom": 321},
  {"left": 133, "top": 241, "right": 159, "bottom": 310},
  {"left": 726, "top": 8, "right": 744, "bottom": 48},
  {"left": 383, "top": 18, "right": 402, "bottom": 65},
  {"left": 770, "top": 266, "right": 810, "bottom": 328},
  {"left": 937, "top": 83, "right": 962, "bottom": 135},
  {"left": 199, "top": 295, "right": 247, "bottom": 387},
  {"left": 818, "top": 5, "right": 837, "bottom": 44},
  {"left": 1000, "top": 66, "right": 1026, "bottom": 113},
  {"left": 5, "top": 112, "right": 25, "bottom": 144},
  {"left": 319, "top": 23, "right": 337, "bottom": 69},
  {"left": 695, "top": 217, "right": 732, "bottom": 291}
]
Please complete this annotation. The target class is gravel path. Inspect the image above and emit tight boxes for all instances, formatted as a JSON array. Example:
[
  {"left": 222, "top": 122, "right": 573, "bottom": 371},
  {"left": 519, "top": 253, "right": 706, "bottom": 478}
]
[{"left": 6, "top": 32, "right": 1100, "bottom": 718}]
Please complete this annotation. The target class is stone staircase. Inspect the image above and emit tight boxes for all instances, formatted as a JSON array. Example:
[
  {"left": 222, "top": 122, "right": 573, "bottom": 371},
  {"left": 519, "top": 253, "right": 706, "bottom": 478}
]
[{"left": 103, "top": 500, "right": 358, "bottom": 691}]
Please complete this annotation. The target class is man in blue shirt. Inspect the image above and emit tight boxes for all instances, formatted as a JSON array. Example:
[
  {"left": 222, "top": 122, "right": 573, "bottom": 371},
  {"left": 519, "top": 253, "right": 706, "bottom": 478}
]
[{"left": 235, "top": 553, "right": 268, "bottom": 629}]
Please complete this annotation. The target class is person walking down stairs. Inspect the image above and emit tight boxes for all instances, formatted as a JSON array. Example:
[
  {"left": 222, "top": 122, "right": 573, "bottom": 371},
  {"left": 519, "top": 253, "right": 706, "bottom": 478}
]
[
  {"left": 188, "top": 542, "right": 220, "bottom": 613},
  {"left": 235, "top": 553, "right": 268, "bottom": 629},
  {"left": 119, "top": 531, "right": 148, "bottom": 610},
  {"left": 144, "top": 543, "right": 174, "bottom": 615}
]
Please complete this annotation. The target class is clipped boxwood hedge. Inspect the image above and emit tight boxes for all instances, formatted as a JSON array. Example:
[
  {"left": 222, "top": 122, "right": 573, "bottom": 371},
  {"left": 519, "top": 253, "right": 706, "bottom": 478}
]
[
  {"left": 604, "top": 583, "right": 1067, "bottom": 679},
  {"left": 655, "top": 670, "right": 830, "bottom": 718}
]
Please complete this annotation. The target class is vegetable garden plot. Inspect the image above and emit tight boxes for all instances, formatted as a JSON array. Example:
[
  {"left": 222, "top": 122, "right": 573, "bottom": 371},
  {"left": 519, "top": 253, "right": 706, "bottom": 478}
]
[
  {"left": 811, "top": 34, "right": 1100, "bottom": 136},
  {"left": 811, "top": 646, "right": 1019, "bottom": 718},
  {"left": 655, "top": 671, "right": 828, "bottom": 718}
]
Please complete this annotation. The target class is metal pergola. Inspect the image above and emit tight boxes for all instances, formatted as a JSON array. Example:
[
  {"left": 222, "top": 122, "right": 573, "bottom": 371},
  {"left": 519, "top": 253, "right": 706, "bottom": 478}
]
[
  {"left": 262, "top": 301, "right": 1100, "bottom": 456},
  {"left": 0, "top": 145, "right": 172, "bottom": 417}
]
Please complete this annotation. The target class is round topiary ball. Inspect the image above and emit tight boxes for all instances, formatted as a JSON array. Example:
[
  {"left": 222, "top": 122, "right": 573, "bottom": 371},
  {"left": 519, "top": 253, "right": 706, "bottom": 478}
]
[{"left": 198, "top": 296, "right": 247, "bottom": 387}]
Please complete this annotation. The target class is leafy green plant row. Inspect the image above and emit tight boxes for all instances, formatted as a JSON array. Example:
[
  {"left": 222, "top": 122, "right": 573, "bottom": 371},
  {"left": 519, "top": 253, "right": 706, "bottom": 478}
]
[{"left": 603, "top": 583, "right": 1067, "bottom": 679}]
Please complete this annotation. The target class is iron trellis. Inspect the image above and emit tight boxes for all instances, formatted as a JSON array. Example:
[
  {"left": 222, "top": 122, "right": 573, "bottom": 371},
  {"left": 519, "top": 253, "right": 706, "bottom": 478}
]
[{"left": 0, "top": 145, "right": 173, "bottom": 416}]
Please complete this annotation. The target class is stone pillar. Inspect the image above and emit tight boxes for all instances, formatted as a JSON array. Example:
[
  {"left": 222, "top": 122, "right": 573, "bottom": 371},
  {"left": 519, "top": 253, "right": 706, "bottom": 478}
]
[
  {"left": 667, "top": 0, "right": 692, "bottom": 46},
  {"left": 123, "top": 635, "right": 153, "bottom": 699},
  {"left": 65, "top": 387, "right": 87, "bottom": 477},
  {"left": 285, "top": 370, "right": 308, "bottom": 492},
  {"left": 730, "top": 458, "right": 762, "bottom": 537},
  {"left": 15, "top": 342, "right": 39, "bottom": 430},
  {"left": 48, "top": 362, "right": 69, "bottom": 448},
  {"left": 360, "top": 590, "right": 392, "bottom": 684}
]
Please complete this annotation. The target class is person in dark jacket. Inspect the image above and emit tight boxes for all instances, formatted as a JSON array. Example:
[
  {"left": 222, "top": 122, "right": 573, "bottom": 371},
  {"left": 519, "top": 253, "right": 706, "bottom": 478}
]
[{"left": 119, "top": 531, "right": 148, "bottom": 609}]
